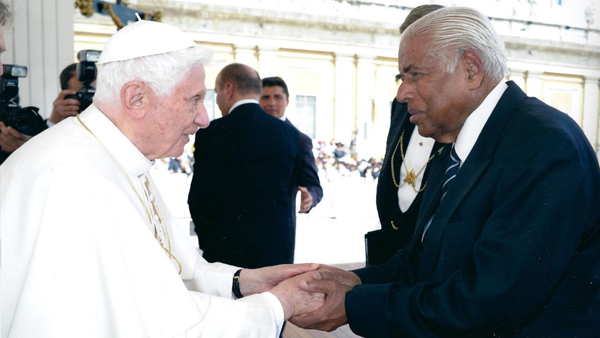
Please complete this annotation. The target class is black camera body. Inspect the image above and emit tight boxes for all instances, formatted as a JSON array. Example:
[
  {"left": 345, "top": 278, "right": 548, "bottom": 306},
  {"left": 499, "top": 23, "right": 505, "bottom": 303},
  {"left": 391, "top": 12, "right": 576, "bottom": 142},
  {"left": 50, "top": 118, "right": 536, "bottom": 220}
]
[
  {"left": 0, "top": 64, "right": 46, "bottom": 136},
  {"left": 65, "top": 49, "right": 101, "bottom": 112}
]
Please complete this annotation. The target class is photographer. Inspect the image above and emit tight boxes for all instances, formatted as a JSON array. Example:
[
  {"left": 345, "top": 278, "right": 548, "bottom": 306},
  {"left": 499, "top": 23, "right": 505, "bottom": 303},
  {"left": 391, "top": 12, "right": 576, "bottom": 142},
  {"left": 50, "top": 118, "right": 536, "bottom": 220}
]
[
  {"left": 48, "top": 63, "right": 86, "bottom": 125},
  {"left": 0, "top": 62, "right": 94, "bottom": 164}
]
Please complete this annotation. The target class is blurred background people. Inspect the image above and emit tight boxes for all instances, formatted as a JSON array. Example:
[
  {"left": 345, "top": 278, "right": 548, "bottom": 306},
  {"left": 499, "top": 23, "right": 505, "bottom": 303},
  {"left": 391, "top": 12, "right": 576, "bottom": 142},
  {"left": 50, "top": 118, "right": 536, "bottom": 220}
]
[
  {"left": 260, "top": 76, "right": 323, "bottom": 222},
  {"left": 189, "top": 63, "right": 302, "bottom": 268}
]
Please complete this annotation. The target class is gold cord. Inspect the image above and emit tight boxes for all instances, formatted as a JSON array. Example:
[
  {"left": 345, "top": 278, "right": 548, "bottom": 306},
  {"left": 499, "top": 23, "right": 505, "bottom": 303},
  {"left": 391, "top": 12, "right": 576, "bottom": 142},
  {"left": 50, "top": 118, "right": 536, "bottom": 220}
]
[
  {"left": 390, "top": 130, "right": 442, "bottom": 193},
  {"left": 77, "top": 115, "right": 182, "bottom": 274}
]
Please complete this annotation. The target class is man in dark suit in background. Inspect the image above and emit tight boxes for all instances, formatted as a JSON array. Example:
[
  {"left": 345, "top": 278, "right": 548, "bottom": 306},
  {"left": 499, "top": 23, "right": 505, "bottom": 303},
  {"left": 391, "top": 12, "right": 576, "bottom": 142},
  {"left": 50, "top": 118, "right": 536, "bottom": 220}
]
[
  {"left": 292, "top": 6, "right": 600, "bottom": 337},
  {"left": 367, "top": 4, "right": 444, "bottom": 265},
  {"left": 260, "top": 76, "right": 323, "bottom": 226},
  {"left": 188, "top": 63, "right": 301, "bottom": 268}
]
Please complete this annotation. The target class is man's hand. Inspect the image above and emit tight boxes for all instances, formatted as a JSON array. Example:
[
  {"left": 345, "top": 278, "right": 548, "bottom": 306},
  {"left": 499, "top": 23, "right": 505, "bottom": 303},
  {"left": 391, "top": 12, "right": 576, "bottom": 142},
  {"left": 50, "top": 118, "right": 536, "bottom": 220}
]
[
  {"left": 316, "top": 265, "right": 362, "bottom": 288},
  {"left": 238, "top": 263, "right": 320, "bottom": 296},
  {"left": 270, "top": 271, "right": 325, "bottom": 320},
  {"left": 289, "top": 266, "right": 361, "bottom": 331},
  {"left": 0, "top": 122, "right": 32, "bottom": 152},
  {"left": 298, "top": 186, "right": 313, "bottom": 213},
  {"left": 49, "top": 90, "right": 80, "bottom": 124}
]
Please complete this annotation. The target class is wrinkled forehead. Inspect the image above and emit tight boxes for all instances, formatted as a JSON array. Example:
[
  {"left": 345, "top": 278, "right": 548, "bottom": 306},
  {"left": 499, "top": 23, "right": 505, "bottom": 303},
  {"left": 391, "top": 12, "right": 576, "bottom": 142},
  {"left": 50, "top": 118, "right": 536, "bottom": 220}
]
[{"left": 397, "top": 36, "right": 421, "bottom": 65}]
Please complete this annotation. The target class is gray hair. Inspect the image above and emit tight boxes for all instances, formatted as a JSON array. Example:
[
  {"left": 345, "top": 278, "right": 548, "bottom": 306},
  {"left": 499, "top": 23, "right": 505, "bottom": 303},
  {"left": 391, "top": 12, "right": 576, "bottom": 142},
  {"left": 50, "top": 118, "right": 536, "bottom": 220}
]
[
  {"left": 402, "top": 6, "right": 509, "bottom": 82},
  {"left": 0, "top": 1, "right": 12, "bottom": 27},
  {"left": 93, "top": 45, "right": 213, "bottom": 104},
  {"left": 399, "top": 4, "right": 444, "bottom": 34}
]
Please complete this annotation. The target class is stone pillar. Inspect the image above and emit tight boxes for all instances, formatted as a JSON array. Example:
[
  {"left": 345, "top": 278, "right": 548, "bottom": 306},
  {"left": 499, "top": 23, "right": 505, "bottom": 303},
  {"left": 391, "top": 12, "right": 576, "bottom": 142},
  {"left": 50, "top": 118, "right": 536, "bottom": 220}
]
[
  {"left": 257, "top": 46, "right": 279, "bottom": 78},
  {"left": 234, "top": 45, "right": 258, "bottom": 69},
  {"left": 355, "top": 55, "right": 376, "bottom": 158},
  {"left": 333, "top": 53, "right": 357, "bottom": 147},
  {"left": 526, "top": 70, "right": 543, "bottom": 99},
  {"left": 7, "top": 0, "right": 74, "bottom": 118},
  {"left": 582, "top": 77, "right": 600, "bottom": 151},
  {"left": 509, "top": 69, "right": 526, "bottom": 90}
]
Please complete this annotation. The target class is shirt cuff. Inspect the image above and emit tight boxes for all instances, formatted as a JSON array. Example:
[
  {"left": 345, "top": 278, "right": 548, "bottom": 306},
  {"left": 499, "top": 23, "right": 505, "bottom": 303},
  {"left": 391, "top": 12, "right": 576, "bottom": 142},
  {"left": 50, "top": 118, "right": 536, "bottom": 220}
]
[{"left": 263, "top": 291, "right": 284, "bottom": 336}]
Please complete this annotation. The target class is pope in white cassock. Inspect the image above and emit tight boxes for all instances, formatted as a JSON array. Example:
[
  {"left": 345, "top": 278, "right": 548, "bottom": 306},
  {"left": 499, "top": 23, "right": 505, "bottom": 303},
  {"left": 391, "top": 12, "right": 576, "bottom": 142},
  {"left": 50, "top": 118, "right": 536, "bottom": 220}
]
[{"left": 0, "top": 19, "right": 324, "bottom": 337}]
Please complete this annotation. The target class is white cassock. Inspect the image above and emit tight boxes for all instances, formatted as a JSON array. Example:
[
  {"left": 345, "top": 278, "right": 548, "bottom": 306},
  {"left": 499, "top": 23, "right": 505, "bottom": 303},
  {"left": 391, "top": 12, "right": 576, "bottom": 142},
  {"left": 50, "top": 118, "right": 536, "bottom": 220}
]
[{"left": 0, "top": 105, "right": 283, "bottom": 337}]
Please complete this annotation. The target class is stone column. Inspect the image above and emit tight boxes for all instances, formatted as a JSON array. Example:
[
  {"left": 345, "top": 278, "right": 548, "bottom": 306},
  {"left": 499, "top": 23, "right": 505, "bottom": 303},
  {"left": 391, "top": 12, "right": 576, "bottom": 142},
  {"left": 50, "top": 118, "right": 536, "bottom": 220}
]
[
  {"left": 234, "top": 45, "right": 258, "bottom": 69},
  {"left": 582, "top": 77, "right": 600, "bottom": 151},
  {"left": 509, "top": 69, "right": 526, "bottom": 90},
  {"left": 525, "top": 70, "right": 543, "bottom": 99},
  {"left": 333, "top": 53, "right": 357, "bottom": 147},
  {"left": 7, "top": 0, "right": 74, "bottom": 118},
  {"left": 257, "top": 46, "right": 279, "bottom": 78},
  {"left": 355, "top": 55, "right": 376, "bottom": 158}
]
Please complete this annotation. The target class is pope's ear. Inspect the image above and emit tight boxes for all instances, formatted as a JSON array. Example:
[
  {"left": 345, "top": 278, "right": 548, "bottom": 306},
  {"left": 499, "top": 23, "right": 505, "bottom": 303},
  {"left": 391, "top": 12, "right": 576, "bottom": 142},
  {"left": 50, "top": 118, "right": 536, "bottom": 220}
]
[{"left": 121, "top": 81, "right": 146, "bottom": 118}]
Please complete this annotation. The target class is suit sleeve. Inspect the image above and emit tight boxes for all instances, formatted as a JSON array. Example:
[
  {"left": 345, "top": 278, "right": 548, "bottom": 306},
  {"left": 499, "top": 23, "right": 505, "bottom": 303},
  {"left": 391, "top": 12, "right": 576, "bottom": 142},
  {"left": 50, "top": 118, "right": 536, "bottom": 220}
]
[
  {"left": 188, "top": 127, "right": 219, "bottom": 234},
  {"left": 346, "top": 119, "right": 600, "bottom": 337},
  {"left": 296, "top": 131, "right": 323, "bottom": 208}
]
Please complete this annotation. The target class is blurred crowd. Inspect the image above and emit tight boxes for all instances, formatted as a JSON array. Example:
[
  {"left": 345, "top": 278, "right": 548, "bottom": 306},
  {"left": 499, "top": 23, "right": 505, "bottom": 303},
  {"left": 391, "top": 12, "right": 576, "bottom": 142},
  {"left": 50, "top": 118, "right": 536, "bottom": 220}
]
[{"left": 158, "top": 138, "right": 384, "bottom": 183}]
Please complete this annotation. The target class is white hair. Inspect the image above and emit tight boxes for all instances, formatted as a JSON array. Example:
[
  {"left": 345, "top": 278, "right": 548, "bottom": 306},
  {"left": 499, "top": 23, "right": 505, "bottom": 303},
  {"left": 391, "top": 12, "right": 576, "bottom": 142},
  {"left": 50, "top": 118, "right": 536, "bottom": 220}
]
[
  {"left": 93, "top": 45, "right": 214, "bottom": 104},
  {"left": 402, "top": 6, "right": 509, "bottom": 82}
]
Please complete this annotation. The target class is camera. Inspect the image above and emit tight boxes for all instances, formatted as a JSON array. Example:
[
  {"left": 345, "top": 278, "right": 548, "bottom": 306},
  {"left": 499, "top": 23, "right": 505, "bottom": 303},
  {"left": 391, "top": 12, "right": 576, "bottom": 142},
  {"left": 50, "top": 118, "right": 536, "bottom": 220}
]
[
  {"left": 66, "top": 49, "right": 101, "bottom": 111},
  {"left": 0, "top": 64, "right": 46, "bottom": 136}
]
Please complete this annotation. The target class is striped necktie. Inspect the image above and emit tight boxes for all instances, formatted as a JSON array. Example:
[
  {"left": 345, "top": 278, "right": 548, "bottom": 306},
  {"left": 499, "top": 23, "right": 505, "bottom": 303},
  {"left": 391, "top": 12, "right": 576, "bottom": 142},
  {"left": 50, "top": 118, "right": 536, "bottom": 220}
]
[
  {"left": 442, "top": 145, "right": 461, "bottom": 198},
  {"left": 421, "top": 144, "right": 461, "bottom": 241}
]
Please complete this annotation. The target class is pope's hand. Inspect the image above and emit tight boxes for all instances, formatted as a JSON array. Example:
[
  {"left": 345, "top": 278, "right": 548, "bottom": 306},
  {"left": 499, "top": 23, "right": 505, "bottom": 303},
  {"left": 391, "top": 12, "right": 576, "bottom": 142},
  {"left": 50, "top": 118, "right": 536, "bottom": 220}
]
[
  {"left": 270, "top": 271, "right": 325, "bottom": 320},
  {"left": 238, "top": 263, "right": 320, "bottom": 296}
]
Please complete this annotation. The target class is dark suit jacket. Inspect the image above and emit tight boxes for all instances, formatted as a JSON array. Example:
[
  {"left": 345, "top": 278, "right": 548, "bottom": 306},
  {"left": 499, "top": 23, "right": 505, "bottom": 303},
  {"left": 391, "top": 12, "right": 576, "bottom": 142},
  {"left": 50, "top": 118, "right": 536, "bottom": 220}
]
[
  {"left": 347, "top": 82, "right": 600, "bottom": 337},
  {"left": 284, "top": 118, "right": 323, "bottom": 227},
  {"left": 367, "top": 99, "right": 443, "bottom": 265},
  {"left": 188, "top": 103, "right": 300, "bottom": 268}
]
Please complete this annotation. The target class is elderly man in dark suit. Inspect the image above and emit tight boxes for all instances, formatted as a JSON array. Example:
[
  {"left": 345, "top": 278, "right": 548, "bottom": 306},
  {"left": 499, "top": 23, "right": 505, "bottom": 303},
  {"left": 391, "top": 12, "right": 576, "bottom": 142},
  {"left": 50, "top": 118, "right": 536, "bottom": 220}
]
[
  {"left": 260, "top": 76, "right": 323, "bottom": 224},
  {"left": 292, "top": 6, "right": 600, "bottom": 337},
  {"left": 188, "top": 63, "right": 301, "bottom": 268}
]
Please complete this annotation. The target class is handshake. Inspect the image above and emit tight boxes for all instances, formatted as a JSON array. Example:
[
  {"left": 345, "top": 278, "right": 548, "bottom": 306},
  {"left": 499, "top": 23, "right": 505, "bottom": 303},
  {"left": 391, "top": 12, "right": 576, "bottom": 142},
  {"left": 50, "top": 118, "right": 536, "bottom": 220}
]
[{"left": 241, "top": 263, "right": 362, "bottom": 331}]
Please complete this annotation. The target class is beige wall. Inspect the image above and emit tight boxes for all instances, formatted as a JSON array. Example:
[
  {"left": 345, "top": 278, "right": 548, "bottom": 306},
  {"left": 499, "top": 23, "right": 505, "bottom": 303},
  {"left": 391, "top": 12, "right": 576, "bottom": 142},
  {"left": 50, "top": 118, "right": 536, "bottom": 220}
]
[{"left": 11, "top": 0, "right": 599, "bottom": 158}]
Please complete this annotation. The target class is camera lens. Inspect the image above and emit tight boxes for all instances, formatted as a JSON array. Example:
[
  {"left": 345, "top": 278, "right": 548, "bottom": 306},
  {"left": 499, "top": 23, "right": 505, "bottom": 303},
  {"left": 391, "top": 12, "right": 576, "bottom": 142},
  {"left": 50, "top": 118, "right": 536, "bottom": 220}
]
[{"left": 6, "top": 106, "right": 46, "bottom": 136}]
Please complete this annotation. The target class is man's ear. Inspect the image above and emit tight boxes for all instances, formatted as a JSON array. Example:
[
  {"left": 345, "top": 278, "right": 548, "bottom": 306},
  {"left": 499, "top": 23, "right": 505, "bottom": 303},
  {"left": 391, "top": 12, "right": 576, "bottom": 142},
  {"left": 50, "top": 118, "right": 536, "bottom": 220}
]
[
  {"left": 225, "top": 82, "right": 235, "bottom": 101},
  {"left": 463, "top": 51, "right": 484, "bottom": 89},
  {"left": 121, "top": 81, "right": 146, "bottom": 119}
]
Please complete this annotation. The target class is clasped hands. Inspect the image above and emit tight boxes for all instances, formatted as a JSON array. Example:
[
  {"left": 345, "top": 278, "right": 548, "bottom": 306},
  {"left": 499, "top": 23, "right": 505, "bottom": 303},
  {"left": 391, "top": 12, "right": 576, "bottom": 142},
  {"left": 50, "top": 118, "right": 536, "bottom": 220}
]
[{"left": 241, "top": 264, "right": 360, "bottom": 330}]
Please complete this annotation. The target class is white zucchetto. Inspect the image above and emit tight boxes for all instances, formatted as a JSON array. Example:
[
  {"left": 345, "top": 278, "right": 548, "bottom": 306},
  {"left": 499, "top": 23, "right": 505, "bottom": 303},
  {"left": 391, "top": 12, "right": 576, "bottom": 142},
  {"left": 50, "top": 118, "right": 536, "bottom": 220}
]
[{"left": 98, "top": 20, "right": 196, "bottom": 65}]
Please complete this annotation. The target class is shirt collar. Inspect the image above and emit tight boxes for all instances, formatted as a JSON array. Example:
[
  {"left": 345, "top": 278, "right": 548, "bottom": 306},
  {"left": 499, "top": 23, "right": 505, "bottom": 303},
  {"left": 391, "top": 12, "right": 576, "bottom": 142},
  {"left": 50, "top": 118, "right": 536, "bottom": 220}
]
[
  {"left": 78, "top": 104, "right": 154, "bottom": 177},
  {"left": 454, "top": 81, "right": 508, "bottom": 164},
  {"left": 229, "top": 99, "right": 259, "bottom": 114}
]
